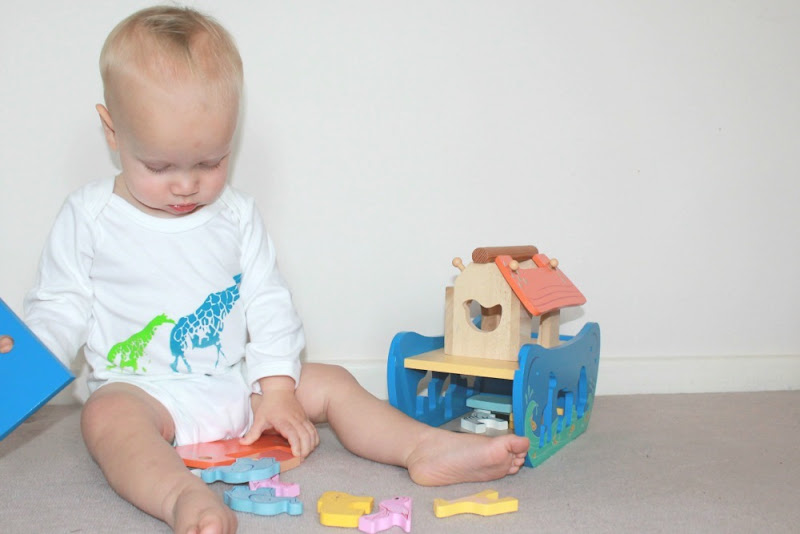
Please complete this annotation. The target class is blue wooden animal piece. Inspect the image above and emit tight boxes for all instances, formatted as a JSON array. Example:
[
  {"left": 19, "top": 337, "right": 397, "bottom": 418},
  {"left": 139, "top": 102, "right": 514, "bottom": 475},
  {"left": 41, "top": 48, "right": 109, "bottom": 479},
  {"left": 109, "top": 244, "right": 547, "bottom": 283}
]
[
  {"left": 169, "top": 274, "right": 242, "bottom": 372},
  {"left": 466, "top": 393, "right": 513, "bottom": 414},
  {"left": 224, "top": 487, "right": 303, "bottom": 516},
  {"left": 0, "top": 299, "right": 74, "bottom": 441},
  {"left": 200, "top": 457, "right": 280, "bottom": 484}
]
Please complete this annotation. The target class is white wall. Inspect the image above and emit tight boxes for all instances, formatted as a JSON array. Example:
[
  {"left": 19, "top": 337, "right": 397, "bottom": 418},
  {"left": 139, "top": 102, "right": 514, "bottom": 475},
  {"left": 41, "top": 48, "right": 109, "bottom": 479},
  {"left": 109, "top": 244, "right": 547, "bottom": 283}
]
[{"left": 1, "top": 1, "right": 798, "bottom": 402}]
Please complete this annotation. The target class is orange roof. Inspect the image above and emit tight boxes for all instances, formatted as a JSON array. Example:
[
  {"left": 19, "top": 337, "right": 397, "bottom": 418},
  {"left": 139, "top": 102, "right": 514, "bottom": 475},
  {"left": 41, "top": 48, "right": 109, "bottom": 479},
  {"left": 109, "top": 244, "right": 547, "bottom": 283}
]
[{"left": 495, "top": 253, "right": 586, "bottom": 316}]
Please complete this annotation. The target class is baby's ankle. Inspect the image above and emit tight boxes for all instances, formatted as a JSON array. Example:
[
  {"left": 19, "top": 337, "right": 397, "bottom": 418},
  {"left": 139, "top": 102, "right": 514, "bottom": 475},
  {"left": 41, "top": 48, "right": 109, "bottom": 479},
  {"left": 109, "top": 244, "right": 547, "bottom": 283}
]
[{"left": 165, "top": 475, "right": 236, "bottom": 533}]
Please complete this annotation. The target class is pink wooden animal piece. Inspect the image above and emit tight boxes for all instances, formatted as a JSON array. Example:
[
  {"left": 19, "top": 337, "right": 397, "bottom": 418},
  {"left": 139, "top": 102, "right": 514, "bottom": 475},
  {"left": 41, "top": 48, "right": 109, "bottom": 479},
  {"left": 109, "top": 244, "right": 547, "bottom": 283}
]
[
  {"left": 358, "top": 496, "right": 412, "bottom": 533},
  {"left": 248, "top": 474, "right": 300, "bottom": 497}
]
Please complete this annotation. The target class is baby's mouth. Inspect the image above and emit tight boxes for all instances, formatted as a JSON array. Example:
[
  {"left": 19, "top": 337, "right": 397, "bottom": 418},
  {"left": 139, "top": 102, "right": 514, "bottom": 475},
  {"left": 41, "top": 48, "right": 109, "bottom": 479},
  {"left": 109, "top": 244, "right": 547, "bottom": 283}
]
[{"left": 170, "top": 203, "right": 198, "bottom": 214}]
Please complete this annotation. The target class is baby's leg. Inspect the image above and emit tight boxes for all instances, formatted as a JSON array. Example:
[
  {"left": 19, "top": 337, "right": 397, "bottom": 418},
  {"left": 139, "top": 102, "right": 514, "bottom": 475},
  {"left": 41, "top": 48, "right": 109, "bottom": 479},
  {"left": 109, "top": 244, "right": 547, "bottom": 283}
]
[
  {"left": 296, "top": 363, "right": 529, "bottom": 486},
  {"left": 81, "top": 383, "right": 237, "bottom": 534}
]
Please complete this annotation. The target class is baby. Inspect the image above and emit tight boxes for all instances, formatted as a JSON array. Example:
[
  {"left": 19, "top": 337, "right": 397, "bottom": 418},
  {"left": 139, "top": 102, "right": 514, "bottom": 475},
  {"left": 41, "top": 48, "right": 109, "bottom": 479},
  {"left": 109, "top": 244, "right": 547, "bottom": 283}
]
[{"left": 2, "top": 6, "right": 529, "bottom": 534}]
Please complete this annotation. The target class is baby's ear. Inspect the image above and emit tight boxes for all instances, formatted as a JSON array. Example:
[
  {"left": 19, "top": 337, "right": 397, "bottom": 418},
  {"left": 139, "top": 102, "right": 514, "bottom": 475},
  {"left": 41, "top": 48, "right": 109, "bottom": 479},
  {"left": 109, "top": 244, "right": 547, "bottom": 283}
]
[{"left": 96, "top": 104, "right": 118, "bottom": 151}]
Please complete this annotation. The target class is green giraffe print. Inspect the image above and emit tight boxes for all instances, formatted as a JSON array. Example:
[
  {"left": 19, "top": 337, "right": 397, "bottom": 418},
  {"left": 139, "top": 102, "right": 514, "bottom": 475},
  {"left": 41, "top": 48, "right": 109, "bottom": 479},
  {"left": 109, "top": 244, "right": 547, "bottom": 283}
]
[{"left": 107, "top": 314, "right": 176, "bottom": 372}]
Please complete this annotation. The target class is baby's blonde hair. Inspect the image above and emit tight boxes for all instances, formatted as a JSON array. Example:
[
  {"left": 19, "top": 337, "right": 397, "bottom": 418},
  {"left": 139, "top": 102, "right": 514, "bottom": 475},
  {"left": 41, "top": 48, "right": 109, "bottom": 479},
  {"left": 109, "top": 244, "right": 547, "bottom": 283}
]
[{"left": 99, "top": 5, "right": 243, "bottom": 107}]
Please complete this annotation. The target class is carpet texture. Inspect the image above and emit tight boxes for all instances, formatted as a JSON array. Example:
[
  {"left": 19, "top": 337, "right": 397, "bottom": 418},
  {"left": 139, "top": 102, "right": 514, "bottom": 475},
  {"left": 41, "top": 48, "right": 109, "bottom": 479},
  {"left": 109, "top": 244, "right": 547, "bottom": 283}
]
[{"left": 1, "top": 391, "right": 797, "bottom": 533}]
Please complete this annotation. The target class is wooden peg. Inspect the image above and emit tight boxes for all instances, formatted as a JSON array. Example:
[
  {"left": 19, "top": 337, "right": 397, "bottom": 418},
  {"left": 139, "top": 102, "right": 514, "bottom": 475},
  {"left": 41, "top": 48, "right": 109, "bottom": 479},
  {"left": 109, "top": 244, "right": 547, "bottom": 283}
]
[
  {"left": 509, "top": 260, "right": 520, "bottom": 272},
  {"left": 452, "top": 257, "right": 465, "bottom": 272},
  {"left": 549, "top": 258, "right": 559, "bottom": 270}
]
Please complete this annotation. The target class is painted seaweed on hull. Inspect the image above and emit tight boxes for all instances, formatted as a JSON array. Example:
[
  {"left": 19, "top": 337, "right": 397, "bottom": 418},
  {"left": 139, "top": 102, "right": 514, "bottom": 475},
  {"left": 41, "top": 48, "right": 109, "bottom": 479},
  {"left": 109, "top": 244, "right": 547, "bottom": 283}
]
[{"left": 525, "top": 403, "right": 593, "bottom": 467}]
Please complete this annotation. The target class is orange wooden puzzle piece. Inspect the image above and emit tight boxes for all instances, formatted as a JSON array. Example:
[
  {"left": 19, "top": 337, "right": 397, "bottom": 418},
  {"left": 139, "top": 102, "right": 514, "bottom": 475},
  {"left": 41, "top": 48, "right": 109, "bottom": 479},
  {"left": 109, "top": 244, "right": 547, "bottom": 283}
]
[{"left": 175, "top": 434, "right": 302, "bottom": 471}]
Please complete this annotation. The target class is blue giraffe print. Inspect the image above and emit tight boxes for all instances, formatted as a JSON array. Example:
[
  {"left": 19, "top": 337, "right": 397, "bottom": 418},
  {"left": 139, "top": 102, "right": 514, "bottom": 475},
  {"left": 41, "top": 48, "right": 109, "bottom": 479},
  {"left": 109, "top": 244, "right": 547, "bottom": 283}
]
[{"left": 169, "top": 274, "right": 242, "bottom": 373}]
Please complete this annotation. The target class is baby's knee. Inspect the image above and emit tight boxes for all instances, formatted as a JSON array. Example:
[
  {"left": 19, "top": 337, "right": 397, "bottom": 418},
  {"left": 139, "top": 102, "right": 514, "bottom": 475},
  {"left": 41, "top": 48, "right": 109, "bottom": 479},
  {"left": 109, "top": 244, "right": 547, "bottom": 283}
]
[
  {"left": 82, "top": 386, "right": 118, "bottom": 422},
  {"left": 81, "top": 390, "right": 119, "bottom": 444},
  {"left": 81, "top": 383, "right": 174, "bottom": 443},
  {"left": 301, "top": 362, "right": 357, "bottom": 388},
  {"left": 298, "top": 363, "right": 363, "bottom": 405}
]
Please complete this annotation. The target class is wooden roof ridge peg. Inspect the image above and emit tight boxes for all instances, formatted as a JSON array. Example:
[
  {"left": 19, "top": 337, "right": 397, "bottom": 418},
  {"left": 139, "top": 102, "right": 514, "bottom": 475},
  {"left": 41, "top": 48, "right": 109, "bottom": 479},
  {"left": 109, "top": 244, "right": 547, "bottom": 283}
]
[{"left": 472, "top": 246, "right": 539, "bottom": 264}]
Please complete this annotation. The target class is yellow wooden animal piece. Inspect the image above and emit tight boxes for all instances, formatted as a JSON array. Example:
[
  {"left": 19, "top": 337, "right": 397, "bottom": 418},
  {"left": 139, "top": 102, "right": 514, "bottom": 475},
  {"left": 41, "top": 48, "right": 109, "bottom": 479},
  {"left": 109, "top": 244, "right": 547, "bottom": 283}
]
[
  {"left": 433, "top": 489, "right": 518, "bottom": 518},
  {"left": 317, "top": 491, "right": 374, "bottom": 527}
]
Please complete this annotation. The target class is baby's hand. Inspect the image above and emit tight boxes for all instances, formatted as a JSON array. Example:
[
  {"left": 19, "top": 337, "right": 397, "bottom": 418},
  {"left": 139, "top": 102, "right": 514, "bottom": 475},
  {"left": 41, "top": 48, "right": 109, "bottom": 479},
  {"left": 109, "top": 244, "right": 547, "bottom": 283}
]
[
  {"left": 0, "top": 336, "right": 13, "bottom": 354},
  {"left": 240, "top": 376, "right": 319, "bottom": 458}
]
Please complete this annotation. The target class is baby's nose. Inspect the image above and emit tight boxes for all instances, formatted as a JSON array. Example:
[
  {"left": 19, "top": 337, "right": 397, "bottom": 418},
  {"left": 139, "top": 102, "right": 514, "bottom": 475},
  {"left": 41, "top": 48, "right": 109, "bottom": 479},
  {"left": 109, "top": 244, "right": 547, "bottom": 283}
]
[{"left": 171, "top": 173, "right": 198, "bottom": 195}]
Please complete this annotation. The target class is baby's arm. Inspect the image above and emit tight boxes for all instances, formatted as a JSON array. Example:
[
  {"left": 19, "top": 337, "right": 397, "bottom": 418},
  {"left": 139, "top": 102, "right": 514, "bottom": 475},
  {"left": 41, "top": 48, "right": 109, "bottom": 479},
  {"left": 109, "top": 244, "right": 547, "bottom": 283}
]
[
  {"left": 240, "top": 375, "right": 319, "bottom": 457},
  {"left": 0, "top": 335, "right": 13, "bottom": 353},
  {"left": 23, "top": 193, "right": 94, "bottom": 365}
]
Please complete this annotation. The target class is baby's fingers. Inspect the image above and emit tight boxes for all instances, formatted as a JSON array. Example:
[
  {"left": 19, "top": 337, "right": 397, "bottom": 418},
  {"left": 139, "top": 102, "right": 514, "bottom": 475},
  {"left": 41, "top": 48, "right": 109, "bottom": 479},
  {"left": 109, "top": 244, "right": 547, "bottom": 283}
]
[
  {"left": 240, "top": 419, "right": 272, "bottom": 445},
  {"left": 239, "top": 427, "right": 260, "bottom": 446},
  {"left": 293, "top": 420, "right": 319, "bottom": 458},
  {"left": 305, "top": 420, "right": 320, "bottom": 453},
  {"left": 0, "top": 336, "right": 13, "bottom": 354},
  {"left": 279, "top": 418, "right": 318, "bottom": 458}
]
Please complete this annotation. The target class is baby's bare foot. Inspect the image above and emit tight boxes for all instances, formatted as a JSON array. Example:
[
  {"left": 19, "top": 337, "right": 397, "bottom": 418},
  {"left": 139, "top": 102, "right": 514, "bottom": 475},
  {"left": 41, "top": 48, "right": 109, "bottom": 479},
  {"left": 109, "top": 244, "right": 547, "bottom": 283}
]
[
  {"left": 170, "top": 481, "right": 237, "bottom": 534},
  {"left": 406, "top": 431, "right": 529, "bottom": 487}
]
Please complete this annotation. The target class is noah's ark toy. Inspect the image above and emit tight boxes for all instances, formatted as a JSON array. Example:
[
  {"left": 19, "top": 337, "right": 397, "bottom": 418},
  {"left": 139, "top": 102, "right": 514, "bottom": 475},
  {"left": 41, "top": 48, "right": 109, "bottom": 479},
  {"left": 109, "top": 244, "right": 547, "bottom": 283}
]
[{"left": 388, "top": 245, "right": 600, "bottom": 467}]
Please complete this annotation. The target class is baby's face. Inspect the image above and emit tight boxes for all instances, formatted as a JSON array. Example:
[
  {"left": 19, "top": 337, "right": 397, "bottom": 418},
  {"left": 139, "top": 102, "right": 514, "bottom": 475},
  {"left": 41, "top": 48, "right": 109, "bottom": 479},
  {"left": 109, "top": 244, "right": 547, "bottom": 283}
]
[{"left": 108, "top": 75, "right": 238, "bottom": 218}]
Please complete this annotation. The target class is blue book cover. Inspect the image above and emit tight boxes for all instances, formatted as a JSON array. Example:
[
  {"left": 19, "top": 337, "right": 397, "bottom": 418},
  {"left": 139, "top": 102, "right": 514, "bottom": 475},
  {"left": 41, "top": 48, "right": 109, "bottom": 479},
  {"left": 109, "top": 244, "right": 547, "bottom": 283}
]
[{"left": 0, "top": 299, "right": 74, "bottom": 440}]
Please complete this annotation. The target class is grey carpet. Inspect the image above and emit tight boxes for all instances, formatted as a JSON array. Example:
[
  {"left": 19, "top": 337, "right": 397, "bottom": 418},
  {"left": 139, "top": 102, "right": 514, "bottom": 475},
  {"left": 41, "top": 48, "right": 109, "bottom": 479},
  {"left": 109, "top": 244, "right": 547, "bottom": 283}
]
[{"left": 1, "top": 392, "right": 797, "bottom": 533}]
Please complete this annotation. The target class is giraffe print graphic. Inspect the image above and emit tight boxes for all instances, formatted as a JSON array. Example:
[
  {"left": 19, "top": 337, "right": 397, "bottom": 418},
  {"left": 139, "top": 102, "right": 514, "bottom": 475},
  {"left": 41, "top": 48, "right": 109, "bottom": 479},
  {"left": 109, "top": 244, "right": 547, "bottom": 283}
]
[
  {"left": 169, "top": 274, "right": 242, "bottom": 373},
  {"left": 107, "top": 313, "right": 176, "bottom": 372}
]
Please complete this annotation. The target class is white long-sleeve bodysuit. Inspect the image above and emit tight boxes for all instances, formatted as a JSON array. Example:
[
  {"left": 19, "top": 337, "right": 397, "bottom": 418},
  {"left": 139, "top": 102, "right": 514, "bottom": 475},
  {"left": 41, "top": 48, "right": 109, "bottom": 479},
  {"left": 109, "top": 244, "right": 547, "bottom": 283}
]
[{"left": 24, "top": 177, "right": 305, "bottom": 443}]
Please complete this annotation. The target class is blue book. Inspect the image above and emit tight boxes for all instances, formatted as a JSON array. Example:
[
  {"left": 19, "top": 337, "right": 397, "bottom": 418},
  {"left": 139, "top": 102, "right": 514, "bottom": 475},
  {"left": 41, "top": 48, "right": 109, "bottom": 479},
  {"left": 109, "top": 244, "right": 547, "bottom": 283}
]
[{"left": 0, "top": 298, "right": 74, "bottom": 440}]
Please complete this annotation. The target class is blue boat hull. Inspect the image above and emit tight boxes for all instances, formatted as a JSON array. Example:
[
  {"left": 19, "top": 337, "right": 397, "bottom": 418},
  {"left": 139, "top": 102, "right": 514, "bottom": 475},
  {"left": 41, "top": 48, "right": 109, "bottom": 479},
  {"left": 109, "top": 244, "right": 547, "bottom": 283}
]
[{"left": 387, "top": 322, "right": 601, "bottom": 467}]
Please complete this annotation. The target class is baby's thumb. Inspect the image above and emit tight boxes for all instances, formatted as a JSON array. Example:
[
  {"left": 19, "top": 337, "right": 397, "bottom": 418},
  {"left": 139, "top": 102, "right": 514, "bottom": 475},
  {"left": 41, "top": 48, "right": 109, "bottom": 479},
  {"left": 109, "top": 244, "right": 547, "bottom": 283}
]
[{"left": 239, "top": 425, "right": 262, "bottom": 446}]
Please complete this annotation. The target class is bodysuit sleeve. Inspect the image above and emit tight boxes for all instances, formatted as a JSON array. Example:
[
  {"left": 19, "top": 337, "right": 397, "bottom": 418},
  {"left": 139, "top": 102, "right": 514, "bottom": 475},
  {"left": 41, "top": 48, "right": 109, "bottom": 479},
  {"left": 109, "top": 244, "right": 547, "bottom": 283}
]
[
  {"left": 23, "top": 194, "right": 95, "bottom": 367},
  {"left": 235, "top": 196, "right": 305, "bottom": 391}
]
